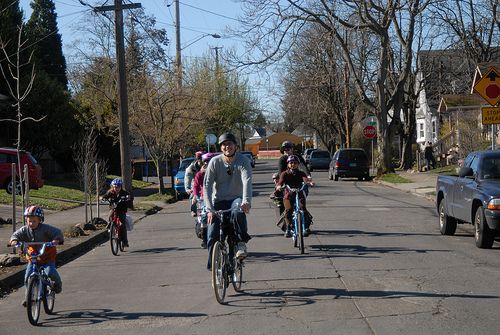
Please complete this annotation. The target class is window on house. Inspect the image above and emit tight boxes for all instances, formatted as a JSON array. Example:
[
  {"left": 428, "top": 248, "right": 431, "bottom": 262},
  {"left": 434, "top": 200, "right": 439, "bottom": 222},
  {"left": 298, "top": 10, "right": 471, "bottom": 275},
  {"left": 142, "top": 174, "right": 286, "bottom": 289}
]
[
  {"left": 432, "top": 121, "right": 436, "bottom": 138},
  {"left": 419, "top": 123, "right": 424, "bottom": 138}
]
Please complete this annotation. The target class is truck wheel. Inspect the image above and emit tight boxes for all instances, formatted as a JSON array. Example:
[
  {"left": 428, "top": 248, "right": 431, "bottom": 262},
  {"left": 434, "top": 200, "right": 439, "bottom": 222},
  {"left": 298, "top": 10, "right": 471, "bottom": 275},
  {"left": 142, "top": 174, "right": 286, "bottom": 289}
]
[
  {"left": 474, "top": 206, "right": 495, "bottom": 249},
  {"left": 438, "top": 201, "right": 457, "bottom": 235}
]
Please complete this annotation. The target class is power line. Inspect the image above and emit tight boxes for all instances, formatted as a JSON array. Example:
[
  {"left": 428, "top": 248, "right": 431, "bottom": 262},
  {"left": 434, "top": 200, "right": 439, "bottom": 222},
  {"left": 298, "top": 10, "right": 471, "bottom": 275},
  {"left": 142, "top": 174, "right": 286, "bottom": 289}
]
[{"left": 178, "top": 1, "right": 241, "bottom": 23}]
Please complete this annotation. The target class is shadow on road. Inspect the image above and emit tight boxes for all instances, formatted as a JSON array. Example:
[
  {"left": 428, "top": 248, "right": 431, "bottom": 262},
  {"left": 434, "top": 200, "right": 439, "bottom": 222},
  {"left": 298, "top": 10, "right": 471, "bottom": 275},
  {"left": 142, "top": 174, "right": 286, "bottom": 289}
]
[
  {"left": 226, "top": 285, "right": 499, "bottom": 308},
  {"left": 308, "top": 243, "right": 449, "bottom": 255},
  {"left": 39, "top": 309, "right": 206, "bottom": 327},
  {"left": 312, "top": 229, "right": 437, "bottom": 238}
]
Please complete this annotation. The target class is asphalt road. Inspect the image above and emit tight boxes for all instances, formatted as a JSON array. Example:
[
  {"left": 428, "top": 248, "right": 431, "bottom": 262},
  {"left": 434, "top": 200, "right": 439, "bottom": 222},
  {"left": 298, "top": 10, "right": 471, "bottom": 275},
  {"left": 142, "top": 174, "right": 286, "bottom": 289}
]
[{"left": 1, "top": 159, "right": 500, "bottom": 334}]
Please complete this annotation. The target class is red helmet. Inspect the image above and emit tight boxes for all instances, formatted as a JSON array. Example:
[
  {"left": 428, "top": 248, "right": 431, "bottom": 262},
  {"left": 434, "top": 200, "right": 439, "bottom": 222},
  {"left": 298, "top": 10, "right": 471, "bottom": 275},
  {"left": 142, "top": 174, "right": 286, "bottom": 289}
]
[
  {"left": 24, "top": 205, "right": 44, "bottom": 221},
  {"left": 195, "top": 151, "right": 205, "bottom": 159}
]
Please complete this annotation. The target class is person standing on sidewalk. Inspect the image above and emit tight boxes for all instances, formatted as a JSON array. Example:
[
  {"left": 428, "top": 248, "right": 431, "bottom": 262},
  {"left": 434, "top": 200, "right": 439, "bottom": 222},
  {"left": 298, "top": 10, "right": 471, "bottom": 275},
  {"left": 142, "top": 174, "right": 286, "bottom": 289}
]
[
  {"left": 203, "top": 133, "right": 252, "bottom": 270},
  {"left": 424, "top": 141, "right": 436, "bottom": 170}
]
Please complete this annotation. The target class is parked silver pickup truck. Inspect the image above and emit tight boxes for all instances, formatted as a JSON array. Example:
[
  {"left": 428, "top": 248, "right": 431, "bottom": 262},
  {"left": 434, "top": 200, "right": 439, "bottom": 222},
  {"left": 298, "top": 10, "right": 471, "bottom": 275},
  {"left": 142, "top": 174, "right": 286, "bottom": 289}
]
[{"left": 436, "top": 150, "right": 500, "bottom": 248}]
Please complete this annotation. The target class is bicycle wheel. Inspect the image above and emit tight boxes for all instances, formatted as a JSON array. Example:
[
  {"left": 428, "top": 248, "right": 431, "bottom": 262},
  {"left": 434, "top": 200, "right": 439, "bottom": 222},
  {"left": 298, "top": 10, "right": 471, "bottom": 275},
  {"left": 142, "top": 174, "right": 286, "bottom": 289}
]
[
  {"left": 110, "top": 223, "right": 120, "bottom": 256},
  {"left": 42, "top": 280, "right": 55, "bottom": 314},
  {"left": 297, "top": 211, "right": 305, "bottom": 254},
  {"left": 26, "top": 276, "right": 41, "bottom": 326},
  {"left": 232, "top": 255, "right": 244, "bottom": 292},
  {"left": 211, "top": 241, "right": 227, "bottom": 304}
]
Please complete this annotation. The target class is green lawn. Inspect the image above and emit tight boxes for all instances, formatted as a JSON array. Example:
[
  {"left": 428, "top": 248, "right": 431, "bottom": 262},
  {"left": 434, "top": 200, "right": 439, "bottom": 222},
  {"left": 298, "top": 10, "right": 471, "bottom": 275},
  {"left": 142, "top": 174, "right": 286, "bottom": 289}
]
[
  {"left": 0, "top": 176, "right": 156, "bottom": 211},
  {"left": 433, "top": 165, "right": 458, "bottom": 176},
  {"left": 379, "top": 173, "right": 413, "bottom": 183}
]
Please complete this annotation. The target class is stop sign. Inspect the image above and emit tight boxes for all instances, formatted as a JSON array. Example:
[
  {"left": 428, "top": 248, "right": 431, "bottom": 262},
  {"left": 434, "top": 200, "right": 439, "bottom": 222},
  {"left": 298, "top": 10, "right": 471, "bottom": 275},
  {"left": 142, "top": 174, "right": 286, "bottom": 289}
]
[{"left": 363, "top": 125, "right": 376, "bottom": 139}]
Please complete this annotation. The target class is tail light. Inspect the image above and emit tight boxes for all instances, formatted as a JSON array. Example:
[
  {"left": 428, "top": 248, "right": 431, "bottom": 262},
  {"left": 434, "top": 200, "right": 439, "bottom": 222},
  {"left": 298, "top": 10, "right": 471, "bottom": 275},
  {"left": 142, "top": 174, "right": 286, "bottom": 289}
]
[{"left": 335, "top": 161, "right": 341, "bottom": 168}]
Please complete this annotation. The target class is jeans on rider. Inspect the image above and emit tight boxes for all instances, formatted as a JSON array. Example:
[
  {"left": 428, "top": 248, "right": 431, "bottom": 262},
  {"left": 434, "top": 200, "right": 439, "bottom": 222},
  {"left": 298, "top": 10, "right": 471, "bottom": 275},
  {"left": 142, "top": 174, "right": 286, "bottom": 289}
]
[
  {"left": 24, "top": 262, "right": 62, "bottom": 293},
  {"left": 206, "top": 200, "right": 249, "bottom": 270}
]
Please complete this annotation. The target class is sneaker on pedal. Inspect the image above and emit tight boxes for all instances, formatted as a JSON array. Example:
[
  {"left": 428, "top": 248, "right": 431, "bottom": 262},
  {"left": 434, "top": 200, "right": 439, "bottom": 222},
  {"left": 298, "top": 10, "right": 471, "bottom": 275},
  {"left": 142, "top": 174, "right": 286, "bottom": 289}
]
[
  {"left": 285, "top": 229, "right": 292, "bottom": 238},
  {"left": 236, "top": 242, "right": 247, "bottom": 259}
]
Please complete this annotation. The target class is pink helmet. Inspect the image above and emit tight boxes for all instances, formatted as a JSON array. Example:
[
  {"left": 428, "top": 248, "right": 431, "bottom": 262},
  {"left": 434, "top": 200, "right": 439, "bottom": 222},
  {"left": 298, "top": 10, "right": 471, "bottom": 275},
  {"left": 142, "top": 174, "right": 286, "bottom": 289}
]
[
  {"left": 287, "top": 155, "right": 299, "bottom": 163},
  {"left": 202, "top": 152, "right": 216, "bottom": 163}
]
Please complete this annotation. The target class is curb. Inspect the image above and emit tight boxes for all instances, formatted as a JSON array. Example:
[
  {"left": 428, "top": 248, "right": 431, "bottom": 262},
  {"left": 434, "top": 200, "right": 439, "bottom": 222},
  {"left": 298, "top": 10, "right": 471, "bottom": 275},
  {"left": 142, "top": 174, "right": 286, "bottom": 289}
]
[{"left": 375, "top": 179, "right": 436, "bottom": 203}]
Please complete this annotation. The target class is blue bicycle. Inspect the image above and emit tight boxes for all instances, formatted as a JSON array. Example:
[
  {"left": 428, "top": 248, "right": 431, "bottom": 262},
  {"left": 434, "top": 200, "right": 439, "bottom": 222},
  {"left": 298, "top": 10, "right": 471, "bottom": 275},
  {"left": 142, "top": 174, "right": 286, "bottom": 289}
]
[
  {"left": 285, "top": 183, "right": 309, "bottom": 254},
  {"left": 14, "top": 242, "right": 57, "bottom": 326}
]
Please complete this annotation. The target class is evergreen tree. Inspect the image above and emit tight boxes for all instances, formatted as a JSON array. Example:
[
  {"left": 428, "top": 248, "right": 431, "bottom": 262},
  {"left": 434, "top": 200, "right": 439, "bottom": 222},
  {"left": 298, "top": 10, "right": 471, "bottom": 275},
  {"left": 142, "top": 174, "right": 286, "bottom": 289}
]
[
  {"left": 0, "top": 0, "right": 24, "bottom": 96},
  {"left": 25, "top": 0, "right": 67, "bottom": 88}
]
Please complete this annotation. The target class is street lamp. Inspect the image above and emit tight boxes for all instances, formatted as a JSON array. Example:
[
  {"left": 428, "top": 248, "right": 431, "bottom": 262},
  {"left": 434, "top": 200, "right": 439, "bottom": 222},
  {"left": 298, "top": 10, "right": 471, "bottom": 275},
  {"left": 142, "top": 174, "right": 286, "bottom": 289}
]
[
  {"left": 176, "top": 33, "right": 221, "bottom": 89},
  {"left": 182, "top": 33, "right": 221, "bottom": 51}
]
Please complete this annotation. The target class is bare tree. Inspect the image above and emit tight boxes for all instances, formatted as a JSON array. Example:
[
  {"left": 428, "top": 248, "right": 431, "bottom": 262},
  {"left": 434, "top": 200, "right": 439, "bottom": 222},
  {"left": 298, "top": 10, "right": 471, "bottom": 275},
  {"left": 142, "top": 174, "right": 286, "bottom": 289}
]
[
  {"left": 73, "top": 127, "right": 108, "bottom": 220},
  {"left": 431, "top": 0, "right": 499, "bottom": 63},
  {"left": 0, "top": 25, "right": 44, "bottom": 200},
  {"left": 235, "top": 0, "right": 431, "bottom": 174}
]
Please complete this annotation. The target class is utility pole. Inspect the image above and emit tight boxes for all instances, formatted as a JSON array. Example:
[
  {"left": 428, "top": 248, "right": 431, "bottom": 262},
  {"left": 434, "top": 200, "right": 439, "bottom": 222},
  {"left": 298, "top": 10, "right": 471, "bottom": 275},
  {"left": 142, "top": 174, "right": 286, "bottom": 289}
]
[
  {"left": 175, "top": 0, "right": 182, "bottom": 90},
  {"left": 95, "top": 1, "right": 141, "bottom": 193}
]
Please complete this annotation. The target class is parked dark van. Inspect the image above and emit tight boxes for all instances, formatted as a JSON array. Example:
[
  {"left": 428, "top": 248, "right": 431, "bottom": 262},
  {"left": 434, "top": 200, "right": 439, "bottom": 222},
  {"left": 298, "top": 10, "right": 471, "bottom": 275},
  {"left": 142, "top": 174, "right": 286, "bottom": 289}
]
[{"left": 329, "top": 148, "right": 370, "bottom": 181}]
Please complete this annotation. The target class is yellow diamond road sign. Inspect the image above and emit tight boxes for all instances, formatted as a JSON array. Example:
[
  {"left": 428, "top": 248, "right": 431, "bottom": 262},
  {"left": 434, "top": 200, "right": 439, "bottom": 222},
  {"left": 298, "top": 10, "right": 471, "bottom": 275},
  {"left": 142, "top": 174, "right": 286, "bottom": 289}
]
[
  {"left": 481, "top": 107, "right": 500, "bottom": 125},
  {"left": 473, "top": 67, "right": 500, "bottom": 106}
]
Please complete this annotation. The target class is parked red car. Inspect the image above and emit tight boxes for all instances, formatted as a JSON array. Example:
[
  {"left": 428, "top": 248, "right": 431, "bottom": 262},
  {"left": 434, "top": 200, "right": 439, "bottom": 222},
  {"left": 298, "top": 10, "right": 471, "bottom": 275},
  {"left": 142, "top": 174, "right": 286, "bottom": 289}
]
[{"left": 0, "top": 148, "right": 44, "bottom": 194}]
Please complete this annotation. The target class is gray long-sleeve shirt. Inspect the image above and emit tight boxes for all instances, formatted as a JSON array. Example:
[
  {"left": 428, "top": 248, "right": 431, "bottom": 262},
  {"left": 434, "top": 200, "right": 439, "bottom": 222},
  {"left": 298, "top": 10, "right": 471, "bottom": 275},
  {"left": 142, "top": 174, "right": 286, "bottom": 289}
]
[
  {"left": 10, "top": 223, "right": 64, "bottom": 243},
  {"left": 203, "top": 152, "right": 252, "bottom": 212}
]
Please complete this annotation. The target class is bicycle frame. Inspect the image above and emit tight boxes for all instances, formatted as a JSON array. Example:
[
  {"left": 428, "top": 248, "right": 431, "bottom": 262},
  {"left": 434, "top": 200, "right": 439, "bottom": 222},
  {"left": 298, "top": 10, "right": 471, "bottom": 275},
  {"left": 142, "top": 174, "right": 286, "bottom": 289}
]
[
  {"left": 285, "top": 183, "right": 307, "bottom": 254},
  {"left": 211, "top": 200, "right": 245, "bottom": 304},
  {"left": 103, "top": 196, "right": 129, "bottom": 255},
  {"left": 13, "top": 242, "right": 56, "bottom": 325}
]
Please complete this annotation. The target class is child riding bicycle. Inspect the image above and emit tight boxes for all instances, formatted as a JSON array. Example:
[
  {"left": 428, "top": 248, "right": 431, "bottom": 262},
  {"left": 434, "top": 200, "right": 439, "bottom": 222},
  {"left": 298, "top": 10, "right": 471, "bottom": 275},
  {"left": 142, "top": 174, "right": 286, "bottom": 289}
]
[
  {"left": 9, "top": 205, "right": 64, "bottom": 306},
  {"left": 192, "top": 152, "right": 217, "bottom": 248},
  {"left": 276, "top": 155, "right": 315, "bottom": 237},
  {"left": 102, "top": 178, "right": 132, "bottom": 248}
]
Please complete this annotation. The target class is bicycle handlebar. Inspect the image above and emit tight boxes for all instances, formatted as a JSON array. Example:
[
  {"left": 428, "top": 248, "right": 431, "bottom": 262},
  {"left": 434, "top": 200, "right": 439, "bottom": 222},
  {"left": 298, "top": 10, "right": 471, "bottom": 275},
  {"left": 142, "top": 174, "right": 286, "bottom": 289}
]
[
  {"left": 284, "top": 182, "right": 309, "bottom": 193},
  {"left": 9, "top": 242, "right": 55, "bottom": 257}
]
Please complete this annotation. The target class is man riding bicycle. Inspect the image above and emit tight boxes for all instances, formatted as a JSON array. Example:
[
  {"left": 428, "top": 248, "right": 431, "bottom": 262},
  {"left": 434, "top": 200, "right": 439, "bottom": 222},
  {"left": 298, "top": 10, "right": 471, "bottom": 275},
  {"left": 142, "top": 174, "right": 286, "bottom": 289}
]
[{"left": 204, "top": 132, "right": 252, "bottom": 270}]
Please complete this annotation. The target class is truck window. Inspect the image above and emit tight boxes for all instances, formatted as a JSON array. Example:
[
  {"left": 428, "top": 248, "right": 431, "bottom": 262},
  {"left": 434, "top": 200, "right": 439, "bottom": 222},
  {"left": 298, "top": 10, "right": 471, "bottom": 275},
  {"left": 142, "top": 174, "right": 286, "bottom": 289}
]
[
  {"left": 463, "top": 154, "right": 474, "bottom": 168},
  {"left": 482, "top": 158, "right": 500, "bottom": 180},
  {"left": 469, "top": 156, "right": 479, "bottom": 176}
]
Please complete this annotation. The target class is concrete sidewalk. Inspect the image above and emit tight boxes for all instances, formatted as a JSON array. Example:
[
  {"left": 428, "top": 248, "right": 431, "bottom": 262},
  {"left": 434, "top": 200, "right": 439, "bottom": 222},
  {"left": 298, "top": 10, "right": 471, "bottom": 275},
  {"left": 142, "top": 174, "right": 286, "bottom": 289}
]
[{"left": 376, "top": 169, "right": 438, "bottom": 202}]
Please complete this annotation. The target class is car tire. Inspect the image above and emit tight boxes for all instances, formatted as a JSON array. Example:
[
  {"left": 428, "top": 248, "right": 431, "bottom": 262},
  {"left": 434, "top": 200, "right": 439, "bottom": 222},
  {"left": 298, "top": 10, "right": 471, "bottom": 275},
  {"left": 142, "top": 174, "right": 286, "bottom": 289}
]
[
  {"left": 474, "top": 206, "right": 495, "bottom": 248},
  {"left": 6, "top": 178, "right": 21, "bottom": 195},
  {"left": 438, "top": 200, "right": 457, "bottom": 235}
]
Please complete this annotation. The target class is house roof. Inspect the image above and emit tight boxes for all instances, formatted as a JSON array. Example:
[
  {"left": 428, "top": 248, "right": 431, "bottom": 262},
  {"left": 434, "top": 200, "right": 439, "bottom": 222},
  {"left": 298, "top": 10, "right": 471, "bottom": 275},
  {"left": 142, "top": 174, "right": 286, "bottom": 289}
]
[
  {"left": 438, "top": 94, "right": 485, "bottom": 112},
  {"left": 245, "top": 138, "right": 262, "bottom": 145},
  {"left": 418, "top": 49, "right": 476, "bottom": 109}
]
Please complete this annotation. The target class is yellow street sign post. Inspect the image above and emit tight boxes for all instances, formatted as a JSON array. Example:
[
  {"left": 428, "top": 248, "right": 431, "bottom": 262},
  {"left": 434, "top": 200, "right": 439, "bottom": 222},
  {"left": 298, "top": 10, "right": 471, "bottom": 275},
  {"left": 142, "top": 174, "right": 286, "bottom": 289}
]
[{"left": 482, "top": 107, "right": 500, "bottom": 125}]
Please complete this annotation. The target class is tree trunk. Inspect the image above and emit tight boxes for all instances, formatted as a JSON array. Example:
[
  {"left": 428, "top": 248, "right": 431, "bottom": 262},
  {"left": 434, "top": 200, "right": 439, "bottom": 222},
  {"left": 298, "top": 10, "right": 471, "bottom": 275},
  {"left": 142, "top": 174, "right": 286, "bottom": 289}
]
[{"left": 156, "top": 163, "right": 164, "bottom": 194}]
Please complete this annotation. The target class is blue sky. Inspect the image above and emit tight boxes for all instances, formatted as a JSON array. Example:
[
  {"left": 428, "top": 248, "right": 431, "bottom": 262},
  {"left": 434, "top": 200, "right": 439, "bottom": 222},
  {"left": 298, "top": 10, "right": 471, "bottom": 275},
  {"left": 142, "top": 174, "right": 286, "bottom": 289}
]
[{"left": 19, "top": 0, "right": 282, "bottom": 116}]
